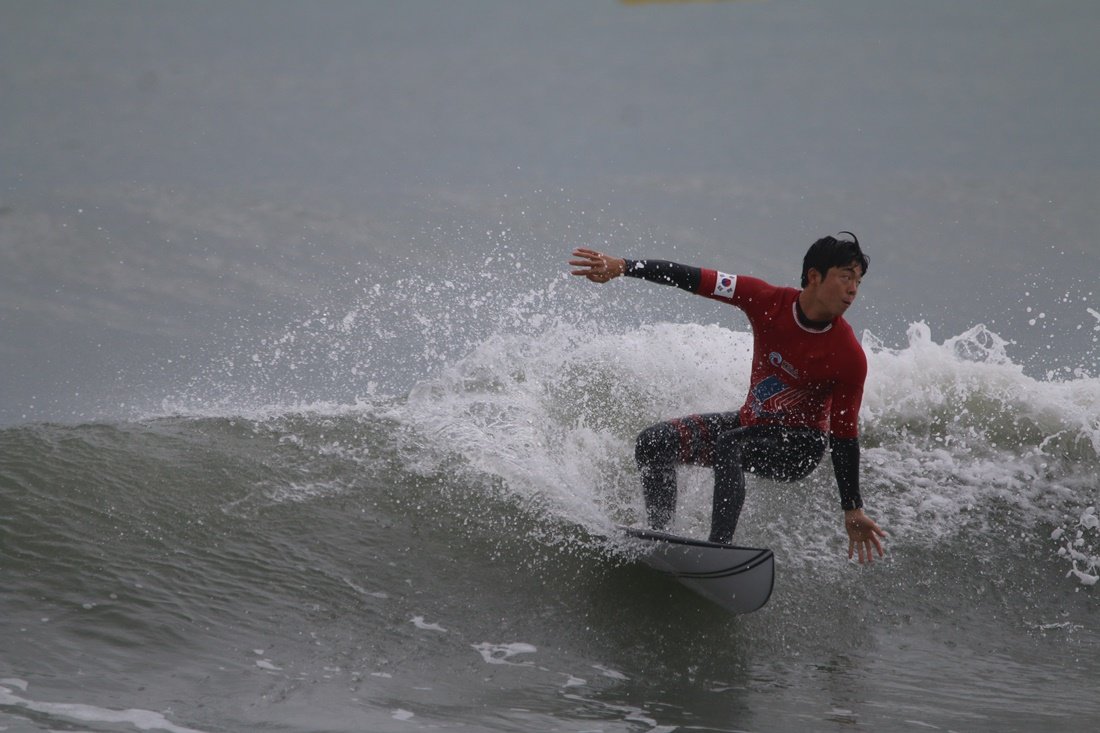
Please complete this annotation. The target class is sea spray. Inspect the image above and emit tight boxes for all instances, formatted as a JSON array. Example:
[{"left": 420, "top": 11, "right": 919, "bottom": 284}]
[{"left": 1052, "top": 507, "right": 1100, "bottom": 586}]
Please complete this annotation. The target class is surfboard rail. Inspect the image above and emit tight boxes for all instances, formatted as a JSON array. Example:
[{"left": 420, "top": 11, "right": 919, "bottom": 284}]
[{"left": 621, "top": 526, "right": 774, "bottom": 614}]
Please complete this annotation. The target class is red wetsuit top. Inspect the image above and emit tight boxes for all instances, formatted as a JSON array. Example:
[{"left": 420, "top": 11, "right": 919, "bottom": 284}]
[{"left": 698, "top": 270, "right": 866, "bottom": 440}]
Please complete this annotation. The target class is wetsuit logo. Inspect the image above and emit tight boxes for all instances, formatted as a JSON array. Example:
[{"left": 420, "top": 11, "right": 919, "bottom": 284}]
[
  {"left": 750, "top": 376, "right": 788, "bottom": 420},
  {"left": 750, "top": 374, "right": 812, "bottom": 421},
  {"left": 768, "top": 351, "right": 800, "bottom": 379}
]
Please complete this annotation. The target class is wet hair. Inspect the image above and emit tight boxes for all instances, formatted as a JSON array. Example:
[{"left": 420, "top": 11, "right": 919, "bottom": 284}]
[{"left": 801, "top": 231, "right": 869, "bottom": 288}]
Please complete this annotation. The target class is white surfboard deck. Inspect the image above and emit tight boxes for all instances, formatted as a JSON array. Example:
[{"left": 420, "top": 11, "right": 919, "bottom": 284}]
[{"left": 620, "top": 526, "right": 774, "bottom": 614}]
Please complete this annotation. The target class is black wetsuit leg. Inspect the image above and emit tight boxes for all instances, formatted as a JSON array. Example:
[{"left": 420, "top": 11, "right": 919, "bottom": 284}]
[
  {"left": 634, "top": 412, "right": 742, "bottom": 530},
  {"left": 709, "top": 424, "right": 827, "bottom": 544},
  {"left": 635, "top": 421, "right": 680, "bottom": 529}
]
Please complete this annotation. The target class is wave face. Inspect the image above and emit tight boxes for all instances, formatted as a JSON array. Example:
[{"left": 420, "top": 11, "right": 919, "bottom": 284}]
[{"left": 4, "top": 317, "right": 1100, "bottom": 732}]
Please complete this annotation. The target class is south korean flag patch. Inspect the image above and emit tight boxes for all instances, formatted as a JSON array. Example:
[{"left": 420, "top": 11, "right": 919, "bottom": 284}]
[{"left": 713, "top": 271, "right": 737, "bottom": 299}]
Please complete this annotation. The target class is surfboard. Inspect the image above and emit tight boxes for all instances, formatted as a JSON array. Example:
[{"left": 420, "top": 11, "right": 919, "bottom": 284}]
[{"left": 620, "top": 526, "right": 774, "bottom": 614}]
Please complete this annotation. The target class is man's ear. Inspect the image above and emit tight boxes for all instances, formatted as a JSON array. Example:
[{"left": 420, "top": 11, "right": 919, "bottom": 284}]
[{"left": 805, "top": 267, "right": 823, "bottom": 287}]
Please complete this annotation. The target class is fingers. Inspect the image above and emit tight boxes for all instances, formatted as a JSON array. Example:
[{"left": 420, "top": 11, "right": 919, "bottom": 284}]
[
  {"left": 570, "top": 248, "right": 612, "bottom": 264},
  {"left": 859, "top": 530, "right": 884, "bottom": 564},
  {"left": 849, "top": 539, "right": 869, "bottom": 564},
  {"left": 569, "top": 248, "right": 601, "bottom": 265},
  {"left": 569, "top": 248, "right": 618, "bottom": 282},
  {"left": 568, "top": 248, "right": 602, "bottom": 276},
  {"left": 848, "top": 536, "right": 886, "bottom": 565},
  {"left": 865, "top": 522, "right": 887, "bottom": 563},
  {"left": 568, "top": 263, "right": 604, "bottom": 279}
]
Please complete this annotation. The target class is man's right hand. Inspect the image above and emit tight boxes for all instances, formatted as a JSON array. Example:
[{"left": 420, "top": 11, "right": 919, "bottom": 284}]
[{"left": 569, "top": 248, "right": 626, "bottom": 283}]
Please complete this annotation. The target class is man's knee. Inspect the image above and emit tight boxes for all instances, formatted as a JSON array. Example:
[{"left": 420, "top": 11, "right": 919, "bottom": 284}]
[
  {"left": 713, "top": 427, "right": 746, "bottom": 468},
  {"left": 635, "top": 422, "right": 678, "bottom": 465}
]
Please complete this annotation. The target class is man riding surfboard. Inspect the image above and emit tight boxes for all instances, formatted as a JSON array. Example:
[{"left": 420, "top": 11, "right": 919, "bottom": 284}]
[{"left": 569, "top": 233, "right": 886, "bottom": 563}]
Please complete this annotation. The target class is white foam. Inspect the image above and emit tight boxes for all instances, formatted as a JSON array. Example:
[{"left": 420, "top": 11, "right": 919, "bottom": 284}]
[
  {"left": 472, "top": 642, "right": 537, "bottom": 666},
  {"left": 592, "top": 664, "right": 629, "bottom": 681},
  {"left": 855, "top": 322, "right": 1100, "bottom": 583},
  {"left": 411, "top": 616, "right": 447, "bottom": 632},
  {"left": 1052, "top": 506, "right": 1100, "bottom": 585},
  {"left": 342, "top": 577, "right": 388, "bottom": 599},
  {"left": 0, "top": 683, "right": 207, "bottom": 733}
]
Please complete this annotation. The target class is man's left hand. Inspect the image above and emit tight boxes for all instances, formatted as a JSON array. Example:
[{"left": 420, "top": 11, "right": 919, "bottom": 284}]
[{"left": 844, "top": 508, "right": 887, "bottom": 564}]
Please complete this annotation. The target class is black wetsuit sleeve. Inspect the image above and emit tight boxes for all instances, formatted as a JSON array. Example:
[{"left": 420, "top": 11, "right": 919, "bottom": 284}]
[
  {"left": 623, "top": 259, "right": 702, "bottom": 294},
  {"left": 831, "top": 436, "right": 863, "bottom": 510}
]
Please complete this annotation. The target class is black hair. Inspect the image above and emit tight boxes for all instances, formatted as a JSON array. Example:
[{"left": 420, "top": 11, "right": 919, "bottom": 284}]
[{"left": 800, "top": 231, "right": 869, "bottom": 288}]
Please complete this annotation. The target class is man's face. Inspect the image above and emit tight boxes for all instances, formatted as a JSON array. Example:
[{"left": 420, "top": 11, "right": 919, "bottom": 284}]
[{"left": 817, "top": 261, "right": 863, "bottom": 316}]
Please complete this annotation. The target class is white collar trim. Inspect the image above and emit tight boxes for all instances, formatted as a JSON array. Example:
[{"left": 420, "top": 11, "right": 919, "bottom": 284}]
[{"left": 792, "top": 301, "right": 832, "bottom": 333}]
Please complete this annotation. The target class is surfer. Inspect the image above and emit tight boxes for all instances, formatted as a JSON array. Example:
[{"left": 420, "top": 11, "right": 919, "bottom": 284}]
[{"left": 569, "top": 234, "right": 886, "bottom": 563}]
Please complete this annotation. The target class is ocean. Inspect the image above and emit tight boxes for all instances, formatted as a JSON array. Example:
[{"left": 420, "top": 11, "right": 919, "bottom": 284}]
[{"left": 2, "top": 2, "right": 1099, "bottom": 732}]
